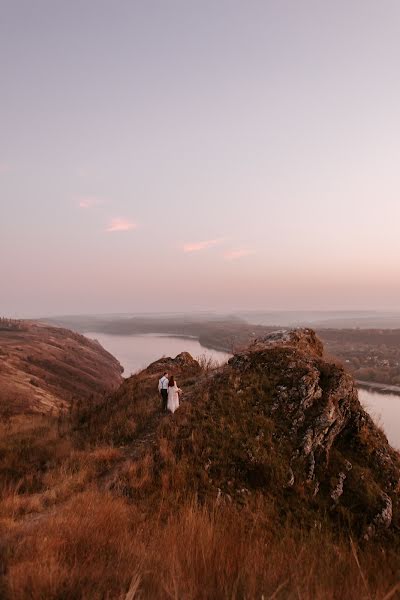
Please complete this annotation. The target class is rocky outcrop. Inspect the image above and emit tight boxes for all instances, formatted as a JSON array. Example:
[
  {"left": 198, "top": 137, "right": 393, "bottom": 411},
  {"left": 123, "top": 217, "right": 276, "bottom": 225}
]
[
  {"left": 229, "top": 329, "right": 357, "bottom": 462},
  {"left": 117, "top": 328, "right": 400, "bottom": 539},
  {"left": 246, "top": 328, "right": 324, "bottom": 358},
  {"left": 227, "top": 329, "right": 400, "bottom": 536},
  {"left": 143, "top": 352, "right": 201, "bottom": 377}
]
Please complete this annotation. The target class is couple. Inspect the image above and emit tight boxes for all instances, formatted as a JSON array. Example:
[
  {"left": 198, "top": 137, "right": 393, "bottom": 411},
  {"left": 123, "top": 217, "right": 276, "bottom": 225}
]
[{"left": 158, "top": 372, "right": 182, "bottom": 414}]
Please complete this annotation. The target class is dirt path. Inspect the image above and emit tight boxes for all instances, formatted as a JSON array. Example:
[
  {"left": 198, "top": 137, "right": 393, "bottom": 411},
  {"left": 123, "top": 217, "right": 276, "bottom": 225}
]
[
  {"left": 99, "top": 372, "right": 216, "bottom": 491},
  {"left": 3, "top": 408, "right": 164, "bottom": 547},
  {"left": 6, "top": 371, "right": 217, "bottom": 544},
  {"left": 98, "top": 407, "right": 165, "bottom": 491}
]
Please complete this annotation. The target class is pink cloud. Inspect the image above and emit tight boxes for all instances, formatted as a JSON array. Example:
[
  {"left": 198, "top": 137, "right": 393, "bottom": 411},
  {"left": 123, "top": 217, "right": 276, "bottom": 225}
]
[
  {"left": 224, "top": 249, "right": 254, "bottom": 261},
  {"left": 77, "top": 195, "right": 103, "bottom": 209},
  {"left": 0, "top": 162, "right": 10, "bottom": 174},
  {"left": 183, "top": 238, "right": 224, "bottom": 253},
  {"left": 106, "top": 218, "right": 137, "bottom": 232}
]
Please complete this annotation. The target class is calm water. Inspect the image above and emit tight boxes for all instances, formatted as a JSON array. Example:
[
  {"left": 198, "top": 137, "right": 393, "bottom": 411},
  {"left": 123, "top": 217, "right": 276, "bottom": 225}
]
[
  {"left": 85, "top": 332, "right": 400, "bottom": 450},
  {"left": 359, "top": 389, "right": 400, "bottom": 450},
  {"left": 85, "top": 332, "right": 231, "bottom": 377}
]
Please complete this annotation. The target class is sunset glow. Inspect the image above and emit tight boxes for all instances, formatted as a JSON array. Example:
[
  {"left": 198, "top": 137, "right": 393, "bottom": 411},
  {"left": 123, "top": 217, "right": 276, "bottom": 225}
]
[
  {"left": 1, "top": 1, "right": 400, "bottom": 316},
  {"left": 183, "top": 239, "right": 224, "bottom": 253},
  {"left": 105, "top": 218, "right": 137, "bottom": 233}
]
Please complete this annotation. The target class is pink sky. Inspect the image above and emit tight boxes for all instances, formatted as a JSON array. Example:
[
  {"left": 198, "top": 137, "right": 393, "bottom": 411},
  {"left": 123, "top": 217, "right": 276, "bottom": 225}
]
[{"left": 1, "top": 1, "right": 400, "bottom": 316}]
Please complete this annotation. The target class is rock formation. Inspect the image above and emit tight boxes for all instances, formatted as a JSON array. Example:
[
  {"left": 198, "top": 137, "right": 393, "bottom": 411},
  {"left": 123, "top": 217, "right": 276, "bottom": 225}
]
[
  {"left": 67, "top": 327, "right": 400, "bottom": 539},
  {"left": 143, "top": 351, "right": 201, "bottom": 377},
  {"left": 147, "top": 328, "right": 400, "bottom": 538},
  {"left": 226, "top": 329, "right": 400, "bottom": 536}
]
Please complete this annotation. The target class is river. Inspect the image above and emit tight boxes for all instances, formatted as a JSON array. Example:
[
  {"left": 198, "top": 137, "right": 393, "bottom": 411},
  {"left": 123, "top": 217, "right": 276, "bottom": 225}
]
[
  {"left": 358, "top": 388, "right": 400, "bottom": 450},
  {"left": 85, "top": 332, "right": 400, "bottom": 451},
  {"left": 85, "top": 332, "right": 231, "bottom": 376}
]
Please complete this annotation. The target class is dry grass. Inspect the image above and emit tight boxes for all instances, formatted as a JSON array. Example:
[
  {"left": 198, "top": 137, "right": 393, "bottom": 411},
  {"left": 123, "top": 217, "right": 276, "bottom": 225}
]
[
  {"left": 68, "top": 373, "right": 161, "bottom": 446},
  {"left": 2, "top": 364, "right": 400, "bottom": 599},
  {"left": 3, "top": 491, "right": 400, "bottom": 600},
  {"left": 6, "top": 491, "right": 141, "bottom": 600},
  {"left": 196, "top": 352, "right": 222, "bottom": 374},
  {"left": 0, "top": 417, "right": 123, "bottom": 522},
  {"left": 0, "top": 322, "right": 122, "bottom": 415}
]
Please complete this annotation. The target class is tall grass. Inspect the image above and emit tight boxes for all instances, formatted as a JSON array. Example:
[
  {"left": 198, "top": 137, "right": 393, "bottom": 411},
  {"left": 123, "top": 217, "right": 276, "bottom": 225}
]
[
  {"left": 196, "top": 352, "right": 222, "bottom": 374},
  {"left": 4, "top": 491, "right": 400, "bottom": 599},
  {"left": 1, "top": 360, "right": 400, "bottom": 599}
]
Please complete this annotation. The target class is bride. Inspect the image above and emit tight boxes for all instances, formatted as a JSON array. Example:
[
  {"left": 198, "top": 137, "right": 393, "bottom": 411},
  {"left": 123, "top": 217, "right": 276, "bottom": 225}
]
[{"left": 167, "top": 375, "right": 182, "bottom": 414}]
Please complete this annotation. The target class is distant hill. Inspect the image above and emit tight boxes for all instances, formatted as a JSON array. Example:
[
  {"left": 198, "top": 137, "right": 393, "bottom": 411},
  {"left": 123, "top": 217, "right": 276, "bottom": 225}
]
[
  {"left": 38, "top": 314, "right": 400, "bottom": 386},
  {"left": 0, "top": 320, "right": 123, "bottom": 414},
  {"left": 238, "top": 310, "right": 400, "bottom": 329}
]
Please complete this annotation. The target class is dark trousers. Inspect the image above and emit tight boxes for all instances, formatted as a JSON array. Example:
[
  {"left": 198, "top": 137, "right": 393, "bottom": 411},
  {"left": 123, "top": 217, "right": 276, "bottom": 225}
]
[{"left": 161, "top": 389, "right": 168, "bottom": 411}]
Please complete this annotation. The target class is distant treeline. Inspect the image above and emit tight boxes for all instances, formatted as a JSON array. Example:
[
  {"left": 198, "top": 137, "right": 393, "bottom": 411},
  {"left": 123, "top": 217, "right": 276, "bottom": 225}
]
[{"left": 0, "top": 318, "right": 24, "bottom": 331}]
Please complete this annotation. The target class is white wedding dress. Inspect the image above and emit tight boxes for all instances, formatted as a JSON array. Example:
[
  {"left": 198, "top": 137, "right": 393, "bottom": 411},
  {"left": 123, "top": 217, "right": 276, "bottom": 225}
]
[{"left": 167, "top": 382, "right": 182, "bottom": 413}]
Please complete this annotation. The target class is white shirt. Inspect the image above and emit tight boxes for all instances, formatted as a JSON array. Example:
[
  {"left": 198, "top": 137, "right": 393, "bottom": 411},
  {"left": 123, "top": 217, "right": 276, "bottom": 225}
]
[{"left": 158, "top": 376, "right": 169, "bottom": 391}]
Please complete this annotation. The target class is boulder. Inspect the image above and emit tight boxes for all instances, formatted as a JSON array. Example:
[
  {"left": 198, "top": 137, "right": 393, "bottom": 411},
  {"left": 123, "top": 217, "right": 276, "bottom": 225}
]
[{"left": 143, "top": 352, "right": 201, "bottom": 377}]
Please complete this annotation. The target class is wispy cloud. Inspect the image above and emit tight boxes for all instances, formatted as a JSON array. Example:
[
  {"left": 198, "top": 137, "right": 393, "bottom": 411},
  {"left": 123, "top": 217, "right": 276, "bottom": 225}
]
[
  {"left": 106, "top": 217, "right": 137, "bottom": 232},
  {"left": 224, "top": 249, "right": 255, "bottom": 261},
  {"left": 77, "top": 195, "right": 103, "bottom": 209},
  {"left": 183, "top": 238, "right": 224, "bottom": 253}
]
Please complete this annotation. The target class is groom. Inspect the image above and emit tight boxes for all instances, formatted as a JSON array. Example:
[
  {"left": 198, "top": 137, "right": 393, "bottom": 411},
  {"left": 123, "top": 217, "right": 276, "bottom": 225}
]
[{"left": 158, "top": 371, "right": 169, "bottom": 411}]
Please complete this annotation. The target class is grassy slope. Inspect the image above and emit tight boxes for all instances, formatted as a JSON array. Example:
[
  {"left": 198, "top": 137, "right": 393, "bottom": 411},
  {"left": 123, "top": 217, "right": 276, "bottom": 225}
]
[
  {"left": 0, "top": 322, "right": 123, "bottom": 415},
  {"left": 1, "top": 350, "right": 400, "bottom": 598}
]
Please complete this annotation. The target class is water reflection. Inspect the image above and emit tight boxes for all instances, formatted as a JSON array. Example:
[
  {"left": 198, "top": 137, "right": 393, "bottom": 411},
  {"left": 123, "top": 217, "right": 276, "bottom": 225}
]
[{"left": 85, "top": 332, "right": 231, "bottom": 377}]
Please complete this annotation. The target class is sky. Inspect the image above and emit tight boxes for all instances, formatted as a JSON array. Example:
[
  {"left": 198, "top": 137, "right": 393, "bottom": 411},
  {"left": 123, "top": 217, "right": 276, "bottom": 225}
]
[{"left": 1, "top": 0, "right": 400, "bottom": 317}]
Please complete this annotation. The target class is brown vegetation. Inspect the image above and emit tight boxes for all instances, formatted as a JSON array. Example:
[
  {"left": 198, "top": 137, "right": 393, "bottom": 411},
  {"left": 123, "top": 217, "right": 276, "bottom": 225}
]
[
  {"left": 0, "top": 320, "right": 123, "bottom": 415},
  {"left": 1, "top": 331, "right": 400, "bottom": 598},
  {"left": 5, "top": 489, "right": 400, "bottom": 600}
]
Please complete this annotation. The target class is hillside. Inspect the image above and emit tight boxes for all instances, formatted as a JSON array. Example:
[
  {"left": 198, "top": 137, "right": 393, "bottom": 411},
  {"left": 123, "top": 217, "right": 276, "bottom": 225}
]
[
  {"left": 42, "top": 314, "right": 400, "bottom": 386},
  {"left": 1, "top": 329, "right": 400, "bottom": 598},
  {"left": 92, "top": 328, "right": 400, "bottom": 537},
  {"left": 0, "top": 319, "right": 123, "bottom": 414}
]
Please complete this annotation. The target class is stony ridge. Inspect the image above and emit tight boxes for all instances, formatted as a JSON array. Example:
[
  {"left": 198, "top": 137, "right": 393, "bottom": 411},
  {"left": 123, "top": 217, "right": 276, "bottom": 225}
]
[
  {"left": 122, "top": 328, "right": 400, "bottom": 539},
  {"left": 226, "top": 329, "right": 400, "bottom": 537}
]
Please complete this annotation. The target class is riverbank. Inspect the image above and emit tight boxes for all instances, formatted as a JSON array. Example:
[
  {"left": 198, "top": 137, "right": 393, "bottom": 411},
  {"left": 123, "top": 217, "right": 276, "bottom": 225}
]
[{"left": 357, "top": 380, "right": 400, "bottom": 396}]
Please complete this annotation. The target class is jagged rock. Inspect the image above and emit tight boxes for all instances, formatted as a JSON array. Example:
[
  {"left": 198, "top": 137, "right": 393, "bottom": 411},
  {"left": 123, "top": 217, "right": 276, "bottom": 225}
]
[
  {"left": 331, "top": 472, "right": 346, "bottom": 503},
  {"left": 313, "top": 481, "right": 320, "bottom": 497},
  {"left": 227, "top": 328, "right": 400, "bottom": 536},
  {"left": 307, "top": 452, "right": 316, "bottom": 481},
  {"left": 247, "top": 328, "right": 324, "bottom": 358},
  {"left": 132, "top": 327, "right": 400, "bottom": 539},
  {"left": 286, "top": 467, "right": 295, "bottom": 488},
  {"left": 143, "top": 352, "right": 200, "bottom": 376},
  {"left": 364, "top": 493, "right": 393, "bottom": 539},
  {"left": 230, "top": 329, "right": 358, "bottom": 465},
  {"left": 344, "top": 459, "right": 352, "bottom": 472},
  {"left": 375, "top": 492, "right": 393, "bottom": 528}
]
